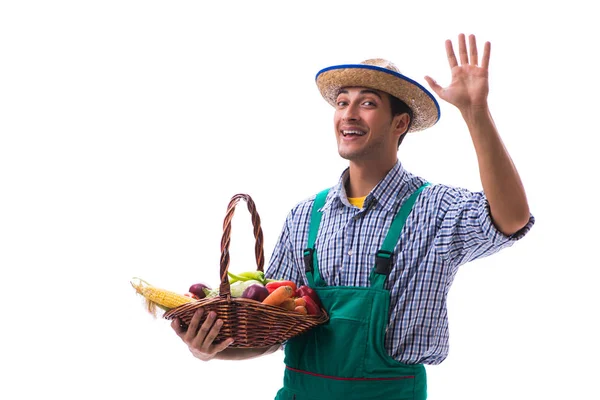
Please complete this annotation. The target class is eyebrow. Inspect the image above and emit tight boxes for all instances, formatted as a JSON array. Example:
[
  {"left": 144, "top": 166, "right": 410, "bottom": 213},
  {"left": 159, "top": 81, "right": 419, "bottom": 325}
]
[{"left": 337, "top": 89, "right": 383, "bottom": 100}]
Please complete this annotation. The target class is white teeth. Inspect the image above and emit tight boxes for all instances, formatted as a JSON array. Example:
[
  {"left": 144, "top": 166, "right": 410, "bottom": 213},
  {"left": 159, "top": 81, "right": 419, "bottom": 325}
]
[{"left": 342, "top": 130, "right": 366, "bottom": 136}]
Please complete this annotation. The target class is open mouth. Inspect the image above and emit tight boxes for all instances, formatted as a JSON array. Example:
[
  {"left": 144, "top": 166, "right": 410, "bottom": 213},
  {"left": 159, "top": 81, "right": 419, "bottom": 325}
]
[{"left": 341, "top": 130, "right": 366, "bottom": 137}]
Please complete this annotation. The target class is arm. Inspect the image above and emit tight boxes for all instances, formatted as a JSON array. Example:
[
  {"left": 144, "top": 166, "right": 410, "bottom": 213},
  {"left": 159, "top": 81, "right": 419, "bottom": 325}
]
[
  {"left": 431, "top": 185, "right": 532, "bottom": 269},
  {"left": 425, "top": 34, "right": 531, "bottom": 236}
]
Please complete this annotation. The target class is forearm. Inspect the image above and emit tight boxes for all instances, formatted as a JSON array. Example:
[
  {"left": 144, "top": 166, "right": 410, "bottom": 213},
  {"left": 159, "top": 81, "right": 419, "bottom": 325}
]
[
  {"left": 462, "top": 106, "right": 530, "bottom": 235},
  {"left": 214, "top": 344, "right": 281, "bottom": 361}
]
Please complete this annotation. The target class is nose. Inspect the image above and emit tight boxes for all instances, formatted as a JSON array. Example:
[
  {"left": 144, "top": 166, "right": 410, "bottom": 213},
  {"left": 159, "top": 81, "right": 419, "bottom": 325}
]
[{"left": 342, "top": 102, "right": 360, "bottom": 122}]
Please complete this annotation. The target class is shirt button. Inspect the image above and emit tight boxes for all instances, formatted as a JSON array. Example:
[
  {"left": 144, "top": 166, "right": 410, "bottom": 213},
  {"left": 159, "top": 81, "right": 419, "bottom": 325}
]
[{"left": 348, "top": 250, "right": 353, "bottom": 256}]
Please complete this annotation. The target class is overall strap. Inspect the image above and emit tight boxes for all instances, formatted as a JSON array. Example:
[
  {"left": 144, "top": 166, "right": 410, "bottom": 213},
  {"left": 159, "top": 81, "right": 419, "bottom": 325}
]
[
  {"left": 370, "top": 182, "right": 431, "bottom": 289},
  {"left": 303, "top": 188, "right": 330, "bottom": 287}
]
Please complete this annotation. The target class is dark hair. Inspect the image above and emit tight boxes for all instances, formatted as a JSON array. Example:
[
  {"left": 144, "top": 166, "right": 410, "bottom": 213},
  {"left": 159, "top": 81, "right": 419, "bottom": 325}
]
[{"left": 389, "top": 94, "right": 413, "bottom": 148}]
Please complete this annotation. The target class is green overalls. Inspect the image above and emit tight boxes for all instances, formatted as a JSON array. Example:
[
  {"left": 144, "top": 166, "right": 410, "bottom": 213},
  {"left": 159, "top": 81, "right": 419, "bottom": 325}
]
[{"left": 275, "top": 183, "right": 430, "bottom": 400}]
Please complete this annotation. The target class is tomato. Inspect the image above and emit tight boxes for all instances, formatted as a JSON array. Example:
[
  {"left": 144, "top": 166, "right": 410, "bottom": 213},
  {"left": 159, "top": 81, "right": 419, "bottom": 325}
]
[{"left": 265, "top": 280, "right": 297, "bottom": 296}]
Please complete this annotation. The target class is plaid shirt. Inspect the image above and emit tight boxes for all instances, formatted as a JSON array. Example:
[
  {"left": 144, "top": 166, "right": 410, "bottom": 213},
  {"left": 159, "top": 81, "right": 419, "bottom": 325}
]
[{"left": 265, "top": 161, "right": 534, "bottom": 365}]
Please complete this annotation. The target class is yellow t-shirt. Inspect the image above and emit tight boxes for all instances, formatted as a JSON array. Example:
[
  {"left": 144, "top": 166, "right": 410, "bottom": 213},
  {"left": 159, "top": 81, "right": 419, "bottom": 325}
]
[{"left": 348, "top": 196, "right": 366, "bottom": 209}]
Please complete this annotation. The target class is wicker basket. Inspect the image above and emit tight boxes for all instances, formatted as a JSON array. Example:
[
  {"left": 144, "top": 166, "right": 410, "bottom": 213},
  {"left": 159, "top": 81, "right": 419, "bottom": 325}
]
[{"left": 163, "top": 193, "right": 329, "bottom": 348}]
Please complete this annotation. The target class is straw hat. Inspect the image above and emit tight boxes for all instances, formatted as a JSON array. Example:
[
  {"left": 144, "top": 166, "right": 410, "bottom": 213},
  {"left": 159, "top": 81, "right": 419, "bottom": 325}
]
[{"left": 315, "top": 59, "right": 440, "bottom": 132}]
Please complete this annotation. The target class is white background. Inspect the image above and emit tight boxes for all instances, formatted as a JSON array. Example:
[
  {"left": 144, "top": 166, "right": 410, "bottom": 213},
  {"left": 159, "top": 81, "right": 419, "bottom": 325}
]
[{"left": 1, "top": 1, "right": 598, "bottom": 399}]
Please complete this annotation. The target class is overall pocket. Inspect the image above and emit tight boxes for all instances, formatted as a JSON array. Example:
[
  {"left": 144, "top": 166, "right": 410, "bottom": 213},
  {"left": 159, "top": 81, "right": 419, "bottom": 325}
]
[{"left": 302, "top": 287, "right": 372, "bottom": 377}]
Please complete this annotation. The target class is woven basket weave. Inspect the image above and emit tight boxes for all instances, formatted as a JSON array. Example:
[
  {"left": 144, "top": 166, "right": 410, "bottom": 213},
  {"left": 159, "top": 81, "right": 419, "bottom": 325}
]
[{"left": 163, "top": 193, "right": 328, "bottom": 348}]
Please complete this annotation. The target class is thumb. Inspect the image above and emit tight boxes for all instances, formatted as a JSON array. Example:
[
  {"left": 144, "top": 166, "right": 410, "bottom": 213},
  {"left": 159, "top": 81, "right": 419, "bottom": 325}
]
[{"left": 424, "top": 76, "right": 443, "bottom": 96}]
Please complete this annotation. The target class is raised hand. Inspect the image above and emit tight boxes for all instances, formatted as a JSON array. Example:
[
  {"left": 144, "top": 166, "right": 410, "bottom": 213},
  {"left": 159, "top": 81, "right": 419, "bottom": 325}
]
[{"left": 425, "top": 34, "right": 491, "bottom": 112}]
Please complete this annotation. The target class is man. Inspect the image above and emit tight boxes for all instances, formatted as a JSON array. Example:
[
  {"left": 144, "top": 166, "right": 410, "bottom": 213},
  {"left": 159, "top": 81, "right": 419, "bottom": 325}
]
[{"left": 172, "top": 34, "right": 534, "bottom": 400}]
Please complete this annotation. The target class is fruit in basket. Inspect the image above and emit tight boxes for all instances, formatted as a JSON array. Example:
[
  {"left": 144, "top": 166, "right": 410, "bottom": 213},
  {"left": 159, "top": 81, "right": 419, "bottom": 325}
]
[
  {"left": 188, "top": 283, "right": 211, "bottom": 299},
  {"left": 241, "top": 284, "right": 270, "bottom": 302},
  {"left": 266, "top": 280, "right": 298, "bottom": 296},
  {"left": 184, "top": 292, "right": 200, "bottom": 300}
]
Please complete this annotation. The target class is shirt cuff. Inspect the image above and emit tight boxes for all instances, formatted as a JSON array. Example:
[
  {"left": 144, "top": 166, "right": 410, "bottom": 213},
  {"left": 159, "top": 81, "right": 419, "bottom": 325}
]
[{"left": 478, "top": 197, "right": 535, "bottom": 243}]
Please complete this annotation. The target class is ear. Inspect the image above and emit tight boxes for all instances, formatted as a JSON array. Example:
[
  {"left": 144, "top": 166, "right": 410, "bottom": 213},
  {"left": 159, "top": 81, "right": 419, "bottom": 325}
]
[{"left": 392, "top": 113, "right": 411, "bottom": 137}]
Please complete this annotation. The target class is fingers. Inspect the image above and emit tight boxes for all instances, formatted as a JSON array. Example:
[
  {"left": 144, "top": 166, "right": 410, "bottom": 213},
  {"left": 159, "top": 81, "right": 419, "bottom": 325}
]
[
  {"left": 458, "top": 33, "right": 468, "bottom": 65},
  {"left": 197, "top": 316, "right": 223, "bottom": 349},
  {"left": 184, "top": 309, "right": 205, "bottom": 342},
  {"left": 445, "top": 39, "right": 458, "bottom": 69},
  {"left": 469, "top": 34, "right": 478, "bottom": 66},
  {"left": 173, "top": 308, "right": 232, "bottom": 360},
  {"left": 481, "top": 41, "right": 491, "bottom": 70},
  {"left": 446, "top": 33, "right": 490, "bottom": 69},
  {"left": 188, "top": 310, "right": 225, "bottom": 353},
  {"left": 188, "top": 309, "right": 214, "bottom": 346},
  {"left": 213, "top": 338, "right": 235, "bottom": 353}
]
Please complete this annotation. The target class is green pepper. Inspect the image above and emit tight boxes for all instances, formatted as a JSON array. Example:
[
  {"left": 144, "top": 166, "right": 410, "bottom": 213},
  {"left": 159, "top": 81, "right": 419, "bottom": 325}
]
[
  {"left": 227, "top": 271, "right": 245, "bottom": 283},
  {"left": 238, "top": 271, "right": 266, "bottom": 284},
  {"left": 228, "top": 270, "right": 266, "bottom": 284}
]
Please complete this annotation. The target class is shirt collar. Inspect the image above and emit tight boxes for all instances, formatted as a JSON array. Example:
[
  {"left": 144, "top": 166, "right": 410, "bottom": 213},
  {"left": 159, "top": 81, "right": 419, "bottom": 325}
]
[{"left": 320, "top": 160, "right": 421, "bottom": 214}]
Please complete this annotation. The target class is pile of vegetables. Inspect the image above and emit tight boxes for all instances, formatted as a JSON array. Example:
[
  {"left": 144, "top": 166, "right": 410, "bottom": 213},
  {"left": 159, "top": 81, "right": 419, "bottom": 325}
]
[
  {"left": 133, "top": 271, "right": 323, "bottom": 317},
  {"left": 185, "top": 271, "right": 323, "bottom": 316}
]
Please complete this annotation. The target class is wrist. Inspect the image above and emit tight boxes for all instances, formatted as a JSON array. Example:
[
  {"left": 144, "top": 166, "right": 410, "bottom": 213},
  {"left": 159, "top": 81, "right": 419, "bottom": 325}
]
[
  {"left": 459, "top": 104, "right": 493, "bottom": 133},
  {"left": 460, "top": 103, "right": 489, "bottom": 123}
]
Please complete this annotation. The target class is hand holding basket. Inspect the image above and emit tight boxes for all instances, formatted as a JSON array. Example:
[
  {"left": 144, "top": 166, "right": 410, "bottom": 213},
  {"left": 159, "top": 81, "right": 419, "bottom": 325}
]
[{"left": 163, "top": 193, "right": 328, "bottom": 348}]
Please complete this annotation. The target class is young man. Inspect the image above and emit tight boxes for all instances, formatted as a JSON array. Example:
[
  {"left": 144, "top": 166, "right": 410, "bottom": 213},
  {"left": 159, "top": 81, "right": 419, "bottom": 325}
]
[{"left": 172, "top": 34, "right": 534, "bottom": 399}]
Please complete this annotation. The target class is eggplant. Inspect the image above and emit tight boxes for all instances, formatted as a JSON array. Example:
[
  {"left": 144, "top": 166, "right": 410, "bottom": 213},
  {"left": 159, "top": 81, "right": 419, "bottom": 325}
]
[{"left": 241, "top": 284, "right": 270, "bottom": 302}]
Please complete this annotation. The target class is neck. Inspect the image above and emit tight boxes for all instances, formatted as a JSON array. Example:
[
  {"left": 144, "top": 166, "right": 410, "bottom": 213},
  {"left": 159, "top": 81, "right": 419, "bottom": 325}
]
[{"left": 345, "top": 157, "right": 397, "bottom": 198}]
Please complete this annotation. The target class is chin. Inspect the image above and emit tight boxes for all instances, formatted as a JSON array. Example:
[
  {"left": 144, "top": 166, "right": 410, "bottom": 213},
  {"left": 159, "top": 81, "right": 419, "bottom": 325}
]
[{"left": 337, "top": 149, "right": 360, "bottom": 161}]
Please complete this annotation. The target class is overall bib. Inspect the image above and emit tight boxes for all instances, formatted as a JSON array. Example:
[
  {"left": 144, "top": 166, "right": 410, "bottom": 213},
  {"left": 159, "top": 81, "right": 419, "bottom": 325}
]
[{"left": 275, "top": 183, "right": 430, "bottom": 400}]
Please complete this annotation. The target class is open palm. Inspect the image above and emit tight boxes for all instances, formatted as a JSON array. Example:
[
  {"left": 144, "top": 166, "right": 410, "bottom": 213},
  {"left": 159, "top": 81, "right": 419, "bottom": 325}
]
[{"left": 425, "top": 34, "right": 491, "bottom": 111}]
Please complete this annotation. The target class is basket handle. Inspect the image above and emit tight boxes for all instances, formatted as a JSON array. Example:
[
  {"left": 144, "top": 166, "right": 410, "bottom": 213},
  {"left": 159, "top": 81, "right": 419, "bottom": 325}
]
[{"left": 219, "top": 193, "right": 265, "bottom": 298}]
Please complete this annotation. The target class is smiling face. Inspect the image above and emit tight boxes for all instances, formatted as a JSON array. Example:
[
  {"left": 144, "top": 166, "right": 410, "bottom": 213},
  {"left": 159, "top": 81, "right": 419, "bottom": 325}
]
[{"left": 334, "top": 87, "right": 410, "bottom": 165}]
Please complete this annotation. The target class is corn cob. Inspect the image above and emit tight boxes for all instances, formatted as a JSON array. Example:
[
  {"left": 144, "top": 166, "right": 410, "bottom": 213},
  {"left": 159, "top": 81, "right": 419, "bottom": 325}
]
[{"left": 131, "top": 277, "right": 194, "bottom": 317}]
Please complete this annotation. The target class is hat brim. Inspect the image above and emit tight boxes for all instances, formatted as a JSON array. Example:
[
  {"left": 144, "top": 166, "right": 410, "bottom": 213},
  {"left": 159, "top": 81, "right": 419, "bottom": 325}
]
[{"left": 316, "top": 64, "right": 440, "bottom": 132}]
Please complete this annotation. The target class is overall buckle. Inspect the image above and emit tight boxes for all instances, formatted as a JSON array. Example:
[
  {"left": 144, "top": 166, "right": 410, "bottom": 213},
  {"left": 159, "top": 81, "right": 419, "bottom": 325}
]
[
  {"left": 303, "top": 248, "right": 315, "bottom": 273},
  {"left": 375, "top": 250, "right": 393, "bottom": 275}
]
